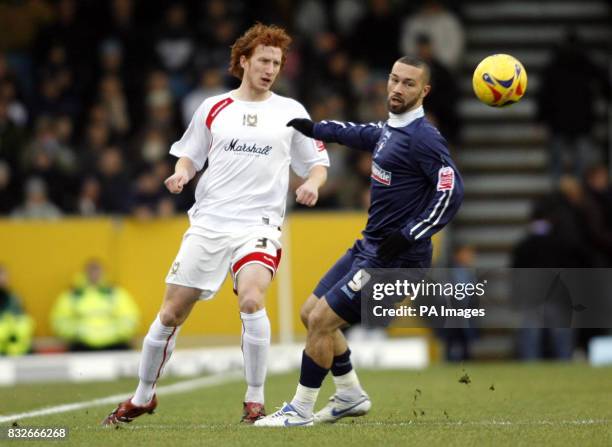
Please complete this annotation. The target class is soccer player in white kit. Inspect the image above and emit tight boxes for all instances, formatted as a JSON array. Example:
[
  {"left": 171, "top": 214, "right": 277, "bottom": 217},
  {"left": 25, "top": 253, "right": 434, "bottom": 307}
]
[{"left": 102, "top": 23, "right": 329, "bottom": 426}]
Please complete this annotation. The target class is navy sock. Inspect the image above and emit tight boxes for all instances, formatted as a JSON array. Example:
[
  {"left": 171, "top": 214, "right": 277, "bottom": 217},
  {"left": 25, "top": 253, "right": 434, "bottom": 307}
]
[
  {"left": 299, "top": 351, "right": 330, "bottom": 388},
  {"left": 331, "top": 349, "right": 353, "bottom": 377}
]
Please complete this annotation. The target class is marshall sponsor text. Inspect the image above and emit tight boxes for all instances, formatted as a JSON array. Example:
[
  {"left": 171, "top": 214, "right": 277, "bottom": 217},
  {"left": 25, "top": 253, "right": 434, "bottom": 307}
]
[{"left": 224, "top": 138, "right": 272, "bottom": 155}]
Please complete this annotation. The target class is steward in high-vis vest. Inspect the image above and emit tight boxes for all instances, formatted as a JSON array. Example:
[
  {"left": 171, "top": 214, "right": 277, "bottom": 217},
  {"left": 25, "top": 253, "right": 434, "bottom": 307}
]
[
  {"left": 0, "top": 266, "right": 34, "bottom": 356},
  {"left": 51, "top": 260, "right": 140, "bottom": 350}
]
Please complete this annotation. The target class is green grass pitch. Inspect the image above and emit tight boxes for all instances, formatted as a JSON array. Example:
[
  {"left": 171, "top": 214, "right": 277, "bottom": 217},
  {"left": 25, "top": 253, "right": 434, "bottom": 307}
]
[{"left": 1, "top": 363, "right": 611, "bottom": 446}]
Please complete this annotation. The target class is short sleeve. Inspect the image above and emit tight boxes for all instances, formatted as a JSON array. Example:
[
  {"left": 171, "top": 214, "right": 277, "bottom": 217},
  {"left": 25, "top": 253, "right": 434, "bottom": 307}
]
[
  {"left": 169, "top": 101, "right": 211, "bottom": 171},
  {"left": 289, "top": 105, "right": 330, "bottom": 178}
]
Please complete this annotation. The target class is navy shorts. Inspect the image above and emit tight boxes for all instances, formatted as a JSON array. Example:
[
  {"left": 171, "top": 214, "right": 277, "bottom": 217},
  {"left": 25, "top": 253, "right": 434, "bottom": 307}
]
[{"left": 313, "top": 239, "right": 431, "bottom": 325}]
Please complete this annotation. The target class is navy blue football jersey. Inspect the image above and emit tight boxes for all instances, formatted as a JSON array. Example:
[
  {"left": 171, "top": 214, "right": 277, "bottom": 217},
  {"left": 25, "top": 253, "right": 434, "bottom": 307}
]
[{"left": 313, "top": 107, "right": 464, "bottom": 260}]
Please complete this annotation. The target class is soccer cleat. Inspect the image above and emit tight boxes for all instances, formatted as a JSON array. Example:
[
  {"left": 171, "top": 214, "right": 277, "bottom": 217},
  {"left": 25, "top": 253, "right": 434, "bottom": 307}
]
[
  {"left": 314, "top": 393, "right": 371, "bottom": 424},
  {"left": 101, "top": 395, "right": 158, "bottom": 426},
  {"left": 253, "top": 402, "right": 314, "bottom": 427},
  {"left": 240, "top": 401, "right": 266, "bottom": 424}
]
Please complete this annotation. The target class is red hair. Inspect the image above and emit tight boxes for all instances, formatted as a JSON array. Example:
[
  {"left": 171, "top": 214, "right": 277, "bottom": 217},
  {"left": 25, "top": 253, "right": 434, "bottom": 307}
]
[{"left": 229, "top": 23, "right": 292, "bottom": 79}]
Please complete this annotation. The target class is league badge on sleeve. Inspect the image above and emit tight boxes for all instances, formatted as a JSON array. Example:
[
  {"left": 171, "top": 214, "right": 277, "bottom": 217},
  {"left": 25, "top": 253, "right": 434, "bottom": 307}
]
[{"left": 437, "top": 167, "right": 454, "bottom": 191}]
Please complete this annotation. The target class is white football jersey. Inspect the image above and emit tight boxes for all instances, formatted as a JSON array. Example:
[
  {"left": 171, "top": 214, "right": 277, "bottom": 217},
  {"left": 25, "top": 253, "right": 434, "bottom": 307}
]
[{"left": 170, "top": 91, "right": 330, "bottom": 232}]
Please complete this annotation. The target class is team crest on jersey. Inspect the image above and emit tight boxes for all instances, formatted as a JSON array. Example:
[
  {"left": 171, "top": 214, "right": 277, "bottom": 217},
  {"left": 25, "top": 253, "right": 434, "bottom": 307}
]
[
  {"left": 171, "top": 262, "right": 180, "bottom": 274},
  {"left": 374, "top": 130, "right": 392, "bottom": 157},
  {"left": 437, "top": 167, "right": 455, "bottom": 191},
  {"left": 371, "top": 161, "right": 392, "bottom": 186},
  {"left": 243, "top": 113, "right": 258, "bottom": 127},
  {"left": 315, "top": 140, "right": 326, "bottom": 152}
]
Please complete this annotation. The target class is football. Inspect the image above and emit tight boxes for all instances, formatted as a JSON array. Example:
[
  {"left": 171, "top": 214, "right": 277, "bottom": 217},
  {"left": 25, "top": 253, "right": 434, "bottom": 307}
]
[{"left": 472, "top": 54, "right": 528, "bottom": 107}]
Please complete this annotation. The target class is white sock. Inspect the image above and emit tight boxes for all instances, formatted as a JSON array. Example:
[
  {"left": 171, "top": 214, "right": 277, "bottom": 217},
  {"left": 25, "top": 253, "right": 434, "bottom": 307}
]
[
  {"left": 240, "top": 308, "right": 270, "bottom": 404},
  {"left": 132, "top": 314, "right": 180, "bottom": 406},
  {"left": 290, "top": 384, "right": 320, "bottom": 418},
  {"left": 333, "top": 370, "right": 365, "bottom": 401}
]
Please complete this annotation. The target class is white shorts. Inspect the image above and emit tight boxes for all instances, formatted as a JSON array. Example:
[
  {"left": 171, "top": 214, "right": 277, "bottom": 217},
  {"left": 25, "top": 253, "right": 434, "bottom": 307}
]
[{"left": 165, "top": 225, "right": 282, "bottom": 300}]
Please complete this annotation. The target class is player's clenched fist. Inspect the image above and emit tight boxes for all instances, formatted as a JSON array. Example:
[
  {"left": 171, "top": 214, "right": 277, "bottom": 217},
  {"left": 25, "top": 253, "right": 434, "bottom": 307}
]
[
  {"left": 295, "top": 180, "right": 319, "bottom": 207},
  {"left": 164, "top": 171, "right": 190, "bottom": 194}
]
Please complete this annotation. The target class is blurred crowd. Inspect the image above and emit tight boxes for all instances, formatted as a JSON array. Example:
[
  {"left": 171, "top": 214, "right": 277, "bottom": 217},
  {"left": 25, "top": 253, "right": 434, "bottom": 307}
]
[
  {"left": 514, "top": 168, "right": 612, "bottom": 270},
  {"left": 0, "top": 0, "right": 464, "bottom": 217},
  {"left": 511, "top": 168, "right": 612, "bottom": 361}
]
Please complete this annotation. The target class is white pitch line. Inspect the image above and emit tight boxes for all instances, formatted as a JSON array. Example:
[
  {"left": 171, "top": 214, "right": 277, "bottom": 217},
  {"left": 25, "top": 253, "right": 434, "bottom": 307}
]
[
  {"left": 76, "top": 419, "right": 609, "bottom": 430},
  {"left": 0, "top": 371, "right": 243, "bottom": 424},
  {"left": 355, "top": 419, "right": 610, "bottom": 427},
  {"left": 3, "top": 374, "right": 609, "bottom": 428}
]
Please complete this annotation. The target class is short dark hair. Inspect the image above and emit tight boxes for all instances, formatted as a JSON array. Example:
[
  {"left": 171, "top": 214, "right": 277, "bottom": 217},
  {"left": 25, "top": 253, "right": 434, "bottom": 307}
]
[{"left": 395, "top": 55, "right": 431, "bottom": 84}]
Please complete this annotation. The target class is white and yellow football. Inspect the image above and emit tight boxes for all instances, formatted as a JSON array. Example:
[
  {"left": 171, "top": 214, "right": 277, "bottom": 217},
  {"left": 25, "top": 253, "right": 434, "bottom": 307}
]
[{"left": 472, "top": 54, "right": 527, "bottom": 107}]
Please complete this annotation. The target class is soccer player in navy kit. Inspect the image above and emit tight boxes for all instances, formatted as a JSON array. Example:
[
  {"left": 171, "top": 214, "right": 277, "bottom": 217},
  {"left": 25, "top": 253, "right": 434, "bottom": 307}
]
[{"left": 255, "top": 56, "right": 464, "bottom": 427}]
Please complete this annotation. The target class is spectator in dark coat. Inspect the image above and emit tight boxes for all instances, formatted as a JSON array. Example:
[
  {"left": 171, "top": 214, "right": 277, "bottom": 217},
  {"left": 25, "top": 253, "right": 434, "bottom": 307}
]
[
  {"left": 349, "top": 0, "right": 400, "bottom": 71},
  {"left": 95, "top": 146, "right": 132, "bottom": 214},
  {"left": 415, "top": 34, "right": 460, "bottom": 144},
  {"left": 537, "top": 31, "right": 610, "bottom": 182}
]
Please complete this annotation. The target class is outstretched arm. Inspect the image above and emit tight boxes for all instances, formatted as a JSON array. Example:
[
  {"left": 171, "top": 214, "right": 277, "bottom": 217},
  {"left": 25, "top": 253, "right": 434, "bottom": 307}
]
[{"left": 287, "top": 118, "right": 383, "bottom": 152}]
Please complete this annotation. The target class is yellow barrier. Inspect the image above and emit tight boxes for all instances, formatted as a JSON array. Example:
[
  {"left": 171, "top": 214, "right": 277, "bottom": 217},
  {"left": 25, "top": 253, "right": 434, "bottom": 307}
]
[
  {"left": 0, "top": 214, "right": 441, "bottom": 338},
  {"left": 288, "top": 213, "right": 367, "bottom": 335}
]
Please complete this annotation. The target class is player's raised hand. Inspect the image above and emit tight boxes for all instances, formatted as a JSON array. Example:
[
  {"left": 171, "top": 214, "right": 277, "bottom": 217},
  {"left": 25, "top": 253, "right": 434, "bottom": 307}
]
[
  {"left": 164, "top": 171, "right": 190, "bottom": 194},
  {"left": 295, "top": 180, "right": 319, "bottom": 207},
  {"left": 287, "top": 118, "right": 315, "bottom": 138}
]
